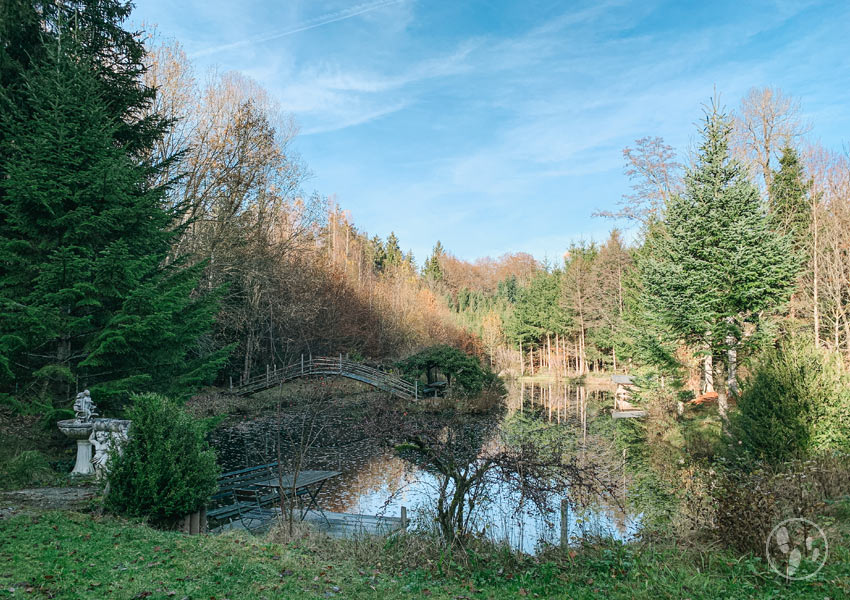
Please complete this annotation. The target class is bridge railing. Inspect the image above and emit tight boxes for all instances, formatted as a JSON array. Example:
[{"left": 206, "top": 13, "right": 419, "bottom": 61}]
[{"left": 230, "top": 355, "right": 417, "bottom": 399}]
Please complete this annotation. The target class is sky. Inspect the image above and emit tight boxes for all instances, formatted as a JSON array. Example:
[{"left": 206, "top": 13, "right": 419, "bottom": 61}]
[{"left": 131, "top": 0, "right": 850, "bottom": 263}]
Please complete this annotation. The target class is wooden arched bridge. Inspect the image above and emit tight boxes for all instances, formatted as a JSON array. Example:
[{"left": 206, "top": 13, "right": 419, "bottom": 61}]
[{"left": 230, "top": 355, "right": 418, "bottom": 399}]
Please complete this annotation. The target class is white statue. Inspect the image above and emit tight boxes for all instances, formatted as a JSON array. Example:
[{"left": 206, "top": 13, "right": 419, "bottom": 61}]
[
  {"left": 89, "top": 420, "right": 131, "bottom": 478},
  {"left": 73, "top": 389, "right": 98, "bottom": 422}
]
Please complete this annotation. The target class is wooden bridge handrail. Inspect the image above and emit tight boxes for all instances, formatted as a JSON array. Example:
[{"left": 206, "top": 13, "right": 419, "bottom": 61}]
[{"left": 230, "top": 356, "right": 417, "bottom": 399}]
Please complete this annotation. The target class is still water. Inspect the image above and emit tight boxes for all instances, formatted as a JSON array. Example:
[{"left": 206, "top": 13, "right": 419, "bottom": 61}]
[{"left": 209, "top": 379, "right": 639, "bottom": 552}]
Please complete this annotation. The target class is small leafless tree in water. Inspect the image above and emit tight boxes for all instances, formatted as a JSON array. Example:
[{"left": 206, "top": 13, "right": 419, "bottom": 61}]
[{"left": 366, "top": 401, "right": 619, "bottom": 548}]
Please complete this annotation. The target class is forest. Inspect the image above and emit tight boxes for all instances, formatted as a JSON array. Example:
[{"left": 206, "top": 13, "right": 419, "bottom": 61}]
[
  {"left": 1, "top": 2, "right": 849, "bottom": 599},
  {"left": 4, "top": 3, "right": 850, "bottom": 416}
]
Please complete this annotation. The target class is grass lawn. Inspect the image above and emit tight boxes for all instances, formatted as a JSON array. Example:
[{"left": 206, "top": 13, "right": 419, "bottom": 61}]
[{"left": 1, "top": 510, "right": 848, "bottom": 599}]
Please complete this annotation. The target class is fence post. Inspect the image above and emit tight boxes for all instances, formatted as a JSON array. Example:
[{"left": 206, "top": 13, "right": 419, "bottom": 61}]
[
  {"left": 415, "top": 380, "right": 418, "bottom": 400},
  {"left": 229, "top": 376, "right": 233, "bottom": 391},
  {"left": 339, "top": 353, "right": 342, "bottom": 374},
  {"left": 560, "top": 499, "right": 569, "bottom": 548},
  {"left": 301, "top": 354, "right": 304, "bottom": 375},
  {"left": 190, "top": 510, "right": 200, "bottom": 535},
  {"left": 266, "top": 363, "right": 270, "bottom": 384},
  {"left": 622, "top": 448, "right": 627, "bottom": 503},
  {"left": 400, "top": 506, "right": 408, "bottom": 530}
]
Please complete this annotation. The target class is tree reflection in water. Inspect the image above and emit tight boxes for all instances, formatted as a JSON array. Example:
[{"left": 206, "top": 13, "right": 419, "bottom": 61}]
[{"left": 209, "top": 379, "right": 640, "bottom": 552}]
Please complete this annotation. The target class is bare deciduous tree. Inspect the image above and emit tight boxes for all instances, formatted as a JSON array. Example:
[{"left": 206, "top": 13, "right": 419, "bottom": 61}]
[
  {"left": 732, "top": 87, "right": 810, "bottom": 191},
  {"left": 595, "top": 136, "right": 682, "bottom": 225}
]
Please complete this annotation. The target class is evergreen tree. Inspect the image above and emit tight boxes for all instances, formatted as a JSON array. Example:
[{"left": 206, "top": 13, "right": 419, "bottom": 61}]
[
  {"left": 640, "top": 103, "right": 799, "bottom": 418},
  {"left": 497, "top": 275, "right": 518, "bottom": 303},
  {"left": 423, "top": 241, "right": 445, "bottom": 282},
  {"left": 0, "top": 35, "right": 221, "bottom": 407},
  {"left": 404, "top": 249, "right": 416, "bottom": 270},
  {"left": 769, "top": 145, "right": 812, "bottom": 249},
  {"left": 369, "top": 235, "right": 386, "bottom": 271},
  {"left": 506, "top": 271, "right": 569, "bottom": 348},
  {"left": 384, "top": 232, "right": 403, "bottom": 266}
]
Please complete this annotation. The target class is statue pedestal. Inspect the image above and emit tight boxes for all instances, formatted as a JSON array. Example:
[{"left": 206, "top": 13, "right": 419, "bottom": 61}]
[
  {"left": 73, "top": 439, "right": 94, "bottom": 476},
  {"left": 58, "top": 419, "right": 95, "bottom": 475}
]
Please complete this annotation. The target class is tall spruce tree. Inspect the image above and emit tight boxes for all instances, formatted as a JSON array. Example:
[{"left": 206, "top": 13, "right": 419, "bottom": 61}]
[
  {"left": 423, "top": 241, "right": 445, "bottom": 282},
  {"left": 640, "top": 103, "right": 799, "bottom": 420},
  {"left": 0, "top": 16, "right": 222, "bottom": 408},
  {"left": 506, "top": 271, "right": 569, "bottom": 349},
  {"left": 769, "top": 145, "right": 812, "bottom": 249}
]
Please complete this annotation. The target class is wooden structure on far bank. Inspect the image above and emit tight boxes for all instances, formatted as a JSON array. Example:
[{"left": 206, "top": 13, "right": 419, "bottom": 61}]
[{"left": 611, "top": 375, "right": 646, "bottom": 419}]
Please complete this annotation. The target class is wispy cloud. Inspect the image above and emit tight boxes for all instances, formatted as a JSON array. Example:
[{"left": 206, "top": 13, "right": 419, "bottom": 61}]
[
  {"left": 189, "top": 0, "right": 407, "bottom": 58},
  {"left": 134, "top": 0, "right": 850, "bottom": 261},
  {"left": 270, "top": 42, "right": 476, "bottom": 134}
]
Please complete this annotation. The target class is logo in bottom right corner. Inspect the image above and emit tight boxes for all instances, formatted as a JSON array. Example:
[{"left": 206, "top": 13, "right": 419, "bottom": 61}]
[{"left": 765, "top": 517, "right": 829, "bottom": 580}]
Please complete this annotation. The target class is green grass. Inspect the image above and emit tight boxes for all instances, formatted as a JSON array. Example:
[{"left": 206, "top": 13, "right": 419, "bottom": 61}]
[{"left": 2, "top": 511, "right": 848, "bottom": 599}]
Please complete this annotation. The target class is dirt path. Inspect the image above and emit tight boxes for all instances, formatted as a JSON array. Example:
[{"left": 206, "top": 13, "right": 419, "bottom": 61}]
[{"left": 0, "top": 486, "right": 96, "bottom": 516}]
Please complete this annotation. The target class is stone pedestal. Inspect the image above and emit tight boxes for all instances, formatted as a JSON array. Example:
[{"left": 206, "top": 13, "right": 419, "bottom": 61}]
[
  {"left": 57, "top": 419, "right": 95, "bottom": 476},
  {"left": 73, "top": 439, "right": 94, "bottom": 476}
]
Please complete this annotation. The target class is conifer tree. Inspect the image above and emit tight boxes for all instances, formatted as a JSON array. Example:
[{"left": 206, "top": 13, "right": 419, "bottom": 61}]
[
  {"left": 384, "top": 232, "right": 403, "bottom": 266},
  {"left": 769, "top": 145, "right": 812, "bottom": 249},
  {"left": 641, "top": 103, "right": 799, "bottom": 420},
  {"left": 506, "top": 271, "right": 569, "bottom": 348},
  {"left": 423, "top": 241, "right": 445, "bottom": 282},
  {"left": 0, "top": 31, "right": 221, "bottom": 407},
  {"left": 369, "top": 236, "right": 386, "bottom": 271}
]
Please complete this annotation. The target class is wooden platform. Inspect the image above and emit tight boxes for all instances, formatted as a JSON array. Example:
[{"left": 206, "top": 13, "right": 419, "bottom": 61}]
[
  {"left": 303, "top": 510, "right": 404, "bottom": 537},
  {"left": 212, "top": 509, "right": 405, "bottom": 537},
  {"left": 612, "top": 410, "right": 647, "bottom": 419}
]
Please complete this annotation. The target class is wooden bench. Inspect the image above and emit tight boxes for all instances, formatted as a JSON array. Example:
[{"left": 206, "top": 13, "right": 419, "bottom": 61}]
[
  {"left": 207, "top": 465, "right": 340, "bottom": 527},
  {"left": 207, "top": 462, "right": 282, "bottom": 523}
]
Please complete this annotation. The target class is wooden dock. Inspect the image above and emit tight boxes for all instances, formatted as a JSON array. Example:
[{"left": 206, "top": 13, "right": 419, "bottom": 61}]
[
  {"left": 610, "top": 374, "right": 646, "bottom": 418},
  {"left": 612, "top": 410, "right": 647, "bottom": 419},
  {"left": 212, "top": 508, "right": 406, "bottom": 537}
]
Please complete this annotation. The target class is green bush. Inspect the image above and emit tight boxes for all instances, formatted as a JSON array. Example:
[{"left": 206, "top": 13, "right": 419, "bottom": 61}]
[
  {"left": 396, "top": 345, "right": 503, "bottom": 397},
  {"left": 105, "top": 393, "right": 220, "bottom": 527},
  {"left": 733, "top": 338, "right": 850, "bottom": 463}
]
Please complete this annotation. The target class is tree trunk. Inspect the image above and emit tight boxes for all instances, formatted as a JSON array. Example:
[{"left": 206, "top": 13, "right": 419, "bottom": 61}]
[
  {"left": 813, "top": 203, "right": 821, "bottom": 347},
  {"left": 703, "top": 353, "right": 714, "bottom": 394},
  {"left": 715, "top": 358, "right": 729, "bottom": 435},
  {"left": 726, "top": 344, "right": 738, "bottom": 397}
]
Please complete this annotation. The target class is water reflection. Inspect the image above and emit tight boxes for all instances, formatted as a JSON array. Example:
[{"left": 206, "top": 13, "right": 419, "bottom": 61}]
[{"left": 209, "top": 379, "right": 639, "bottom": 552}]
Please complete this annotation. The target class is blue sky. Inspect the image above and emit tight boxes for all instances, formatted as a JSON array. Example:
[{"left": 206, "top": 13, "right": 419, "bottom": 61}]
[{"left": 131, "top": 0, "right": 850, "bottom": 263}]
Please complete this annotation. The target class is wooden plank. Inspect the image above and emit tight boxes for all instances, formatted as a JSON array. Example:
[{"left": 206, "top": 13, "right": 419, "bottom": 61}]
[
  {"left": 612, "top": 410, "right": 647, "bottom": 419},
  {"left": 253, "top": 470, "right": 341, "bottom": 490},
  {"left": 211, "top": 509, "right": 404, "bottom": 537}
]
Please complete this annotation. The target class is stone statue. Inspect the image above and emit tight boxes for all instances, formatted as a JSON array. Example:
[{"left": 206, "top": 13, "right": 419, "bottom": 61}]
[
  {"left": 73, "top": 389, "right": 98, "bottom": 422},
  {"left": 89, "top": 419, "right": 131, "bottom": 478}
]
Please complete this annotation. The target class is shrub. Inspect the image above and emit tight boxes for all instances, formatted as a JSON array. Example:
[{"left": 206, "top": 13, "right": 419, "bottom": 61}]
[
  {"left": 397, "top": 345, "right": 503, "bottom": 397},
  {"left": 105, "top": 393, "right": 219, "bottom": 527},
  {"left": 733, "top": 338, "right": 850, "bottom": 463},
  {"left": 707, "top": 455, "right": 850, "bottom": 554},
  {"left": 1, "top": 450, "right": 54, "bottom": 488}
]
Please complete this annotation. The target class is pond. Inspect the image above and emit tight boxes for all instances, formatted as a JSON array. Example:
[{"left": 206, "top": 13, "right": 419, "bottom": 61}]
[{"left": 209, "top": 378, "right": 640, "bottom": 552}]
